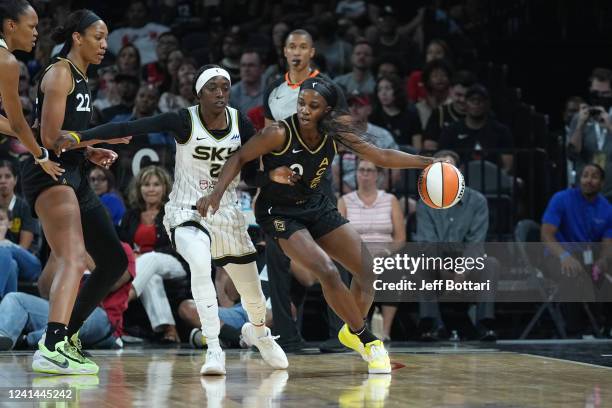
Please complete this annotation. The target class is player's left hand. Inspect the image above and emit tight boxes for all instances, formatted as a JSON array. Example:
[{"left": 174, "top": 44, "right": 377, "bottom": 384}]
[
  {"left": 86, "top": 146, "right": 118, "bottom": 169},
  {"left": 270, "top": 166, "right": 301, "bottom": 185},
  {"left": 196, "top": 192, "right": 221, "bottom": 217}
]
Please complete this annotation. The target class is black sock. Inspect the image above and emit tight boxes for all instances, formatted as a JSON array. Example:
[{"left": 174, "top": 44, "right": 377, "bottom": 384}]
[
  {"left": 45, "top": 322, "right": 67, "bottom": 350},
  {"left": 350, "top": 325, "right": 378, "bottom": 345}
]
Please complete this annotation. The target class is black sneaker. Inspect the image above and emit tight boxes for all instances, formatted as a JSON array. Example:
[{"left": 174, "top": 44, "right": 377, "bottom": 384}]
[
  {"left": 277, "top": 338, "right": 307, "bottom": 353},
  {"left": 420, "top": 331, "right": 440, "bottom": 342},
  {"left": 319, "top": 337, "right": 349, "bottom": 353},
  {"left": 479, "top": 329, "right": 498, "bottom": 342}
]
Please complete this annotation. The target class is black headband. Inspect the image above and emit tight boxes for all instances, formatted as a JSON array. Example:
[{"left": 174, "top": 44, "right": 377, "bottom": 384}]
[
  {"left": 59, "top": 10, "right": 102, "bottom": 57},
  {"left": 300, "top": 78, "right": 337, "bottom": 108},
  {"left": 77, "top": 10, "right": 102, "bottom": 32}
]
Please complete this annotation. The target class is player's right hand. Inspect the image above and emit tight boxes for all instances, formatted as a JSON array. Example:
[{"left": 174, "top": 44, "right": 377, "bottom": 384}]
[
  {"left": 196, "top": 192, "right": 221, "bottom": 217},
  {"left": 270, "top": 166, "right": 301, "bottom": 185},
  {"left": 39, "top": 160, "right": 64, "bottom": 181}
]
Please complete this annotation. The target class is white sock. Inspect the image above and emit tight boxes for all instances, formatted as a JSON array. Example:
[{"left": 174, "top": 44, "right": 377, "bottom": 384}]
[
  {"left": 224, "top": 262, "right": 267, "bottom": 337},
  {"left": 174, "top": 226, "right": 221, "bottom": 351}
]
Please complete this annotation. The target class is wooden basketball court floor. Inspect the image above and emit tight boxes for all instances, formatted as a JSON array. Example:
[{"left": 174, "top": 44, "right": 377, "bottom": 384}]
[{"left": 0, "top": 344, "right": 610, "bottom": 407}]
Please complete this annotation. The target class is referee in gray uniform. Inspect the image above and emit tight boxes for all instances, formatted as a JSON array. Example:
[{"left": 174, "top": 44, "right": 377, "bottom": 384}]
[{"left": 260, "top": 29, "right": 349, "bottom": 352}]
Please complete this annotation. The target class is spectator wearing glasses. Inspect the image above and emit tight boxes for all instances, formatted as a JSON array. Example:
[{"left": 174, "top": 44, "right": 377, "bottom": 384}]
[{"left": 88, "top": 167, "right": 126, "bottom": 226}]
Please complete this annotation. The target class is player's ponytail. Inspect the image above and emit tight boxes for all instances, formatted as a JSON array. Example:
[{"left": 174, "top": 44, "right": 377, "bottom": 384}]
[
  {"left": 51, "top": 9, "right": 101, "bottom": 57},
  {"left": 0, "top": 0, "right": 31, "bottom": 38},
  {"left": 319, "top": 109, "right": 370, "bottom": 152}
]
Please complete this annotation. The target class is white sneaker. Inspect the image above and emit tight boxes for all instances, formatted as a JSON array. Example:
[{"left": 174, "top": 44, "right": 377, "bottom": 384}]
[
  {"left": 200, "top": 349, "right": 226, "bottom": 375},
  {"left": 241, "top": 323, "right": 288, "bottom": 369}
]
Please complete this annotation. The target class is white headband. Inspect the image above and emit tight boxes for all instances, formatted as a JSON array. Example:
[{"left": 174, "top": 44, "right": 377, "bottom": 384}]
[{"left": 195, "top": 67, "right": 231, "bottom": 95}]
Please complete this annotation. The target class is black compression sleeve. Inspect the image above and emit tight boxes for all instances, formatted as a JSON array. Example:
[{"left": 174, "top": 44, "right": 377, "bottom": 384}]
[{"left": 79, "top": 112, "right": 186, "bottom": 141}]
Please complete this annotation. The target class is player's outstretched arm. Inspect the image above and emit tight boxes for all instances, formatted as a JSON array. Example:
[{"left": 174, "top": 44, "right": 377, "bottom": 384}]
[
  {"left": 53, "top": 112, "right": 184, "bottom": 154},
  {"left": 343, "top": 131, "right": 435, "bottom": 169},
  {"left": 196, "top": 123, "right": 287, "bottom": 217}
]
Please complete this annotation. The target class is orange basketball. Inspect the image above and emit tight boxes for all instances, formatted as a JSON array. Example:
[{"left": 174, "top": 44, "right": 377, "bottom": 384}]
[{"left": 418, "top": 162, "right": 465, "bottom": 209}]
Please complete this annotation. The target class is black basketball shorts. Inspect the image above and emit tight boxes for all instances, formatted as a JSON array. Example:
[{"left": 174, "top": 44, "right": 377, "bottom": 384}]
[{"left": 255, "top": 193, "right": 349, "bottom": 241}]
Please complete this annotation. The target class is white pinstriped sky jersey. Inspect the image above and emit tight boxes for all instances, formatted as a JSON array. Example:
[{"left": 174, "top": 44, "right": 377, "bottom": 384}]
[{"left": 168, "top": 105, "right": 242, "bottom": 210}]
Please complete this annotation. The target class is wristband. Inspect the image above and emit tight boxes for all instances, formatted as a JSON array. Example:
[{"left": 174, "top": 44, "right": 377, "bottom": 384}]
[
  {"left": 34, "top": 147, "right": 49, "bottom": 163},
  {"left": 559, "top": 251, "right": 570, "bottom": 261},
  {"left": 68, "top": 132, "right": 81, "bottom": 144}
]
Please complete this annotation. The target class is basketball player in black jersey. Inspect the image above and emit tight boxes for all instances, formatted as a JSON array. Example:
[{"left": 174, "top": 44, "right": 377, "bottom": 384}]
[
  {"left": 0, "top": 0, "right": 62, "bottom": 179},
  {"left": 23, "top": 10, "right": 128, "bottom": 375},
  {"left": 263, "top": 28, "right": 350, "bottom": 353},
  {"left": 197, "top": 78, "right": 446, "bottom": 374}
]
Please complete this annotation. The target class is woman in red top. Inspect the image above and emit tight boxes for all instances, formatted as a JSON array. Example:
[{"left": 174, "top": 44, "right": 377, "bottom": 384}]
[
  {"left": 119, "top": 165, "right": 186, "bottom": 343},
  {"left": 406, "top": 39, "right": 450, "bottom": 103}
]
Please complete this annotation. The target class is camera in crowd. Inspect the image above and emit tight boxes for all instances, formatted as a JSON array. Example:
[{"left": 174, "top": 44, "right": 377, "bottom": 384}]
[{"left": 588, "top": 107, "right": 603, "bottom": 117}]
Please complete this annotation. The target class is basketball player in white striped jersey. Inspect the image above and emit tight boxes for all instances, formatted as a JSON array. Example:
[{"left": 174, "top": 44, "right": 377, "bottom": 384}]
[{"left": 61, "top": 65, "right": 288, "bottom": 375}]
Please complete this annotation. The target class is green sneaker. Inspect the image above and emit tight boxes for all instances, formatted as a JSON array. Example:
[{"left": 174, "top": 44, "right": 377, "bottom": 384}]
[{"left": 32, "top": 336, "right": 99, "bottom": 375}]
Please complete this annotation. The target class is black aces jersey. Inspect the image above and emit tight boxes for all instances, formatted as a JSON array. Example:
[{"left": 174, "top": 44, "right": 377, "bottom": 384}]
[
  {"left": 36, "top": 57, "right": 91, "bottom": 165},
  {"left": 260, "top": 114, "right": 337, "bottom": 205}
]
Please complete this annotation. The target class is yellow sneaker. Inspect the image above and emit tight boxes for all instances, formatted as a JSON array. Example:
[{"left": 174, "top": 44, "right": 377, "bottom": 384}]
[
  {"left": 338, "top": 324, "right": 366, "bottom": 360},
  {"left": 364, "top": 340, "right": 391, "bottom": 374}
]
